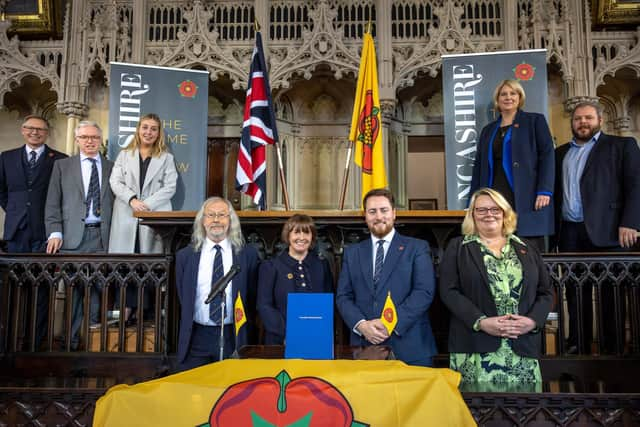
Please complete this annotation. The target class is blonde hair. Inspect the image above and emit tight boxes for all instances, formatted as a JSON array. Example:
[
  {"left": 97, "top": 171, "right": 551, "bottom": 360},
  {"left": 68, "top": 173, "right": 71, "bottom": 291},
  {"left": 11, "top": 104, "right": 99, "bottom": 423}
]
[
  {"left": 462, "top": 188, "right": 517, "bottom": 236},
  {"left": 493, "top": 79, "right": 526, "bottom": 112},
  {"left": 125, "top": 113, "right": 167, "bottom": 157}
]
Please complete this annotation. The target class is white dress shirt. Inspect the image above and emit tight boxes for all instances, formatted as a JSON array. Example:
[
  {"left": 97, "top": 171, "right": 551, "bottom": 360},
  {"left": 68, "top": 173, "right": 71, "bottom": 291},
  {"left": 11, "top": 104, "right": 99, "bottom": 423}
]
[
  {"left": 24, "top": 144, "right": 45, "bottom": 162},
  {"left": 371, "top": 228, "right": 395, "bottom": 273},
  {"left": 80, "top": 153, "right": 103, "bottom": 223},
  {"left": 194, "top": 237, "right": 234, "bottom": 325}
]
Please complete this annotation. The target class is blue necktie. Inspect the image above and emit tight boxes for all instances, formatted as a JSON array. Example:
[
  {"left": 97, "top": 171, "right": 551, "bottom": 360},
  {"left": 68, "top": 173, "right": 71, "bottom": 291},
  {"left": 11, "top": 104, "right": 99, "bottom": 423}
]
[
  {"left": 373, "top": 240, "right": 385, "bottom": 292},
  {"left": 86, "top": 158, "right": 101, "bottom": 217},
  {"left": 209, "top": 245, "right": 224, "bottom": 322}
]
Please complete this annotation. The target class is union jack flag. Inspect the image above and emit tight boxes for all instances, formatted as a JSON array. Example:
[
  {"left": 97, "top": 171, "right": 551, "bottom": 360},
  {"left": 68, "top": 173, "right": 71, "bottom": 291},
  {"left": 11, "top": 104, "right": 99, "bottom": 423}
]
[{"left": 235, "top": 31, "right": 278, "bottom": 210}]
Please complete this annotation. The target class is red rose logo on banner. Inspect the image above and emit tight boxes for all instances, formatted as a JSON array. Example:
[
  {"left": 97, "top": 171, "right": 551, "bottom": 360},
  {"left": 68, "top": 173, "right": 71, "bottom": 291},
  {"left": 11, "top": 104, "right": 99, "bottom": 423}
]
[
  {"left": 178, "top": 80, "right": 198, "bottom": 98},
  {"left": 383, "top": 307, "right": 394, "bottom": 323},
  {"left": 199, "top": 370, "right": 368, "bottom": 427},
  {"left": 513, "top": 62, "right": 535, "bottom": 81}
]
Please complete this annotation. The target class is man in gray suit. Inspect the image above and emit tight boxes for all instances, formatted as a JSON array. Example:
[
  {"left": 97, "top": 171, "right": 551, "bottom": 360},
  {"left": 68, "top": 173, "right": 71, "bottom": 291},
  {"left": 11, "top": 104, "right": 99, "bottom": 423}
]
[{"left": 45, "top": 120, "right": 114, "bottom": 348}]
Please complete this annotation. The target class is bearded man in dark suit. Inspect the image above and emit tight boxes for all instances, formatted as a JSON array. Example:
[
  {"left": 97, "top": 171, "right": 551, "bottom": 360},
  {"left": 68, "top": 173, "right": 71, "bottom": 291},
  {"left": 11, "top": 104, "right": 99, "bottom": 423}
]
[{"left": 554, "top": 100, "right": 640, "bottom": 354}]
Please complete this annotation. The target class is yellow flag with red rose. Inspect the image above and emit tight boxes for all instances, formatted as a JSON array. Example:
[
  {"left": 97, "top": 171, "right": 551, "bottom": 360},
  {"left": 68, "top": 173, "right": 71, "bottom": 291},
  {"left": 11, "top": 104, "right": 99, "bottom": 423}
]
[
  {"left": 234, "top": 292, "right": 246, "bottom": 335},
  {"left": 94, "top": 359, "right": 475, "bottom": 426},
  {"left": 380, "top": 291, "right": 398, "bottom": 335},
  {"left": 350, "top": 32, "right": 387, "bottom": 207}
]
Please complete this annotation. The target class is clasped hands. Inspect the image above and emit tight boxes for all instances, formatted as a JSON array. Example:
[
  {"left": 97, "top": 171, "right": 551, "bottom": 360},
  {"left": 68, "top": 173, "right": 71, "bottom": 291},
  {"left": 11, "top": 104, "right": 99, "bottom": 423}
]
[
  {"left": 478, "top": 314, "right": 536, "bottom": 339},
  {"left": 130, "top": 198, "right": 150, "bottom": 212},
  {"left": 356, "top": 319, "right": 389, "bottom": 345}
]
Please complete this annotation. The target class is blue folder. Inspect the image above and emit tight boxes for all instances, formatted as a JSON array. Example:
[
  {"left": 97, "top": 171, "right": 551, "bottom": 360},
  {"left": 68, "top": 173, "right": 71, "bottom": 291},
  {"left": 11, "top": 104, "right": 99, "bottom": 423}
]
[{"left": 284, "top": 293, "right": 334, "bottom": 360}]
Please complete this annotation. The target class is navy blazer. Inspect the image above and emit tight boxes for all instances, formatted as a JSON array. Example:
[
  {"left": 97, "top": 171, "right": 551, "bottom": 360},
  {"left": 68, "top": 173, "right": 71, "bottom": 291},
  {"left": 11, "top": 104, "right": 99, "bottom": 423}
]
[
  {"left": 439, "top": 236, "right": 553, "bottom": 358},
  {"left": 257, "top": 251, "right": 334, "bottom": 344},
  {"left": 175, "top": 243, "right": 259, "bottom": 363},
  {"left": 554, "top": 132, "right": 640, "bottom": 248},
  {"left": 336, "top": 232, "right": 437, "bottom": 366},
  {"left": 471, "top": 110, "right": 555, "bottom": 237},
  {"left": 0, "top": 145, "right": 67, "bottom": 244}
]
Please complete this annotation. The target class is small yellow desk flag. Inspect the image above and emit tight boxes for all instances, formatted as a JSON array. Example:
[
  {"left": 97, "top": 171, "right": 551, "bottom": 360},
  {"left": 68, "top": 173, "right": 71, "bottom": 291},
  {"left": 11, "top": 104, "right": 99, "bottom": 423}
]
[
  {"left": 380, "top": 291, "right": 397, "bottom": 335},
  {"left": 234, "top": 292, "right": 247, "bottom": 336}
]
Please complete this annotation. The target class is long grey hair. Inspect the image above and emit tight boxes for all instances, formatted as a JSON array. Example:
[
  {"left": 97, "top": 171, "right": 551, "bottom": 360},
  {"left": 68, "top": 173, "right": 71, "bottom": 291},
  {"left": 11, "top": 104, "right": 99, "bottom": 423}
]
[{"left": 191, "top": 197, "right": 245, "bottom": 253}]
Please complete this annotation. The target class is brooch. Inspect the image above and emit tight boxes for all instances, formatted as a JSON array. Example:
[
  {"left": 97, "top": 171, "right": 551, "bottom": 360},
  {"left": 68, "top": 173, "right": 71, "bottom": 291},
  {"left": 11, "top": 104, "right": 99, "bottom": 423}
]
[{"left": 287, "top": 273, "right": 293, "bottom": 280}]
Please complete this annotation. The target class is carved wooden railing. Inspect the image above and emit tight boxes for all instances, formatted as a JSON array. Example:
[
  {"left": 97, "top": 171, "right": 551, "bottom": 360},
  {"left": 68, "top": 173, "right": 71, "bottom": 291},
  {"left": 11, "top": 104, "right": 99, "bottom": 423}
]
[
  {"left": 1, "top": 234, "right": 639, "bottom": 359},
  {"left": 0, "top": 254, "right": 172, "bottom": 355}
]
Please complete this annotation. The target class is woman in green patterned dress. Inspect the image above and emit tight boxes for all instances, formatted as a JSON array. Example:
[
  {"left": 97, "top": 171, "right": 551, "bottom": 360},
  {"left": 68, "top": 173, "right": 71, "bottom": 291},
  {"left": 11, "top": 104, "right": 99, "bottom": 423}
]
[{"left": 439, "top": 188, "right": 553, "bottom": 387}]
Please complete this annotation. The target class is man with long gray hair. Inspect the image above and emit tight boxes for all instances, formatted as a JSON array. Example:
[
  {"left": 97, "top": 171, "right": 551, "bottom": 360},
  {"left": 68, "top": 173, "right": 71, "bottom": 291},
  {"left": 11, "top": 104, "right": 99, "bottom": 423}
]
[{"left": 175, "top": 197, "right": 259, "bottom": 371}]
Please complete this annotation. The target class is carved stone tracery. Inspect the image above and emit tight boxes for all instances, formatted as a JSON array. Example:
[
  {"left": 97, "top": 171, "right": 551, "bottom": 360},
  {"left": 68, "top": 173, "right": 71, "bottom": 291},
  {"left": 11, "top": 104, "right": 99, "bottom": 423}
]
[
  {"left": 393, "top": 2, "right": 479, "bottom": 91},
  {"left": 0, "top": 21, "right": 61, "bottom": 107},
  {"left": 150, "top": 0, "right": 253, "bottom": 90},
  {"left": 269, "top": 0, "right": 361, "bottom": 89}
]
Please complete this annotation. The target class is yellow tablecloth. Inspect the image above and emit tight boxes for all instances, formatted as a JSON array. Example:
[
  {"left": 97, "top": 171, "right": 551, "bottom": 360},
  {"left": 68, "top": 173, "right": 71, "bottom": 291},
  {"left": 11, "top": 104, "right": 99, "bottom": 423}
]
[{"left": 94, "top": 359, "right": 475, "bottom": 427}]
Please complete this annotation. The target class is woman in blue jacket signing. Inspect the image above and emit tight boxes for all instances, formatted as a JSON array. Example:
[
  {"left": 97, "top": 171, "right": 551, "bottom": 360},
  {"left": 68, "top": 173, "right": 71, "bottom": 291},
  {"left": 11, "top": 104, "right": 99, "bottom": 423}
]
[{"left": 470, "top": 79, "right": 555, "bottom": 251}]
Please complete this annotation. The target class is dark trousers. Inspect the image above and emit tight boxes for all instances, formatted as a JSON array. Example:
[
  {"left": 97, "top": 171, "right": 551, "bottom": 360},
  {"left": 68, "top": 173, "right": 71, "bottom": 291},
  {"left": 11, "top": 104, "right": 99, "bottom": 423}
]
[
  {"left": 63, "top": 226, "right": 105, "bottom": 349},
  {"left": 559, "top": 221, "right": 621, "bottom": 354},
  {"left": 523, "top": 236, "right": 547, "bottom": 253},
  {"left": 7, "top": 227, "right": 48, "bottom": 349},
  {"left": 178, "top": 323, "right": 235, "bottom": 372}
]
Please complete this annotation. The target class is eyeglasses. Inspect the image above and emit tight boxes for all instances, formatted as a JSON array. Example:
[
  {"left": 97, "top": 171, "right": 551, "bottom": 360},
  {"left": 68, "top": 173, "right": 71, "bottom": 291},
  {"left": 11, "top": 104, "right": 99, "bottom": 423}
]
[
  {"left": 76, "top": 135, "right": 102, "bottom": 141},
  {"left": 203, "top": 212, "right": 230, "bottom": 220},
  {"left": 22, "top": 126, "right": 49, "bottom": 133},
  {"left": 474, "top": 207, "right": 502, "bottom": 215}
]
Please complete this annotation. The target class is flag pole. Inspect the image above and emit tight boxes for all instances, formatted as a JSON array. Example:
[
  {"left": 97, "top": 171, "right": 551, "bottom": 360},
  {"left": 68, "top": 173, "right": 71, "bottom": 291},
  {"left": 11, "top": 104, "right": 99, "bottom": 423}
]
[
  {"left": 338, "top": 140, "right": 352, "bottom": 210},
  {"left": 254, "top": 20, "right": 290, "bottom": 211},
  {"left": 275, "top": 143, "right": 290, "bottom": 210},
  {"left": 339, "top": 20, "right": 373, "bottom": 210}
]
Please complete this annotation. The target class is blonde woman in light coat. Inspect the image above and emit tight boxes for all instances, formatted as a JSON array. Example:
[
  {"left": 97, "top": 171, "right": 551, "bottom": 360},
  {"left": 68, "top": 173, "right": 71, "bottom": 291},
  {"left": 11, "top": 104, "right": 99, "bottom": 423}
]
[{"left": 109, "top": 113, "right": 177, "bottom": 322}]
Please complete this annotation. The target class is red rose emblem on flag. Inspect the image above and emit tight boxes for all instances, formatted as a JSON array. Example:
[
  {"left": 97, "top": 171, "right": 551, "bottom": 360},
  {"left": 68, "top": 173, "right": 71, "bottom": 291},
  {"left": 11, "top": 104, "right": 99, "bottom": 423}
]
[
  {"left": 383, "top": 307, "right": 394, "bottom": 323},
  {"left": 178, "top": 80, "right": 198, "bottom": 98},
  {"left": 235, "top": 307, "right": 244, "bottom": 323},
  {"left": 513, "top": 62, "right": 535, "bottom": 81},
  {"left": 200, "top": 370, "right": 368, "bottom": 427}
]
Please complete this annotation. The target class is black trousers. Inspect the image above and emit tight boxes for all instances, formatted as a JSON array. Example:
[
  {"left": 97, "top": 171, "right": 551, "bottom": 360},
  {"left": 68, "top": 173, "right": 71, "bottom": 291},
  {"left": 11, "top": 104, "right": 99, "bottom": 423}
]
[
  {"left": 558, "top": 221, "right": 622, "bottom": 354},
  {"left": 178, "top": 323, "right": 235, "bottom": 372}
]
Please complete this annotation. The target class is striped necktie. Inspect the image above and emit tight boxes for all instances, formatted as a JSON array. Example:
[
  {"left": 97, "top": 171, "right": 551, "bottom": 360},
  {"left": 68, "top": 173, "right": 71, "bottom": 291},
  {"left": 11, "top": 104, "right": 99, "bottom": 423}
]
[
  {"left": 209, "top": 244, "right": 224, "bottom": 322},
  {"left": 373, "top": 240, "right": 385, "bottom": 292},
  {"left": 85, "top": 158, "right": 101, "bottom": 217}
]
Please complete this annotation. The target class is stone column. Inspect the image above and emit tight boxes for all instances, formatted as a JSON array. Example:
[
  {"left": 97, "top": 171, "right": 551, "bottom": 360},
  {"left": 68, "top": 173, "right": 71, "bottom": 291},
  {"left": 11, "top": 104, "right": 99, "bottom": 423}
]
[
  {"left": 613, "top": 116, "right": 632, "bottom": 137},
  {"left": 130, "top": 0, "right": 147, "bottom": 63},
  {"left": 376, "top": 0, "right": 396, "bottom": 195},
  {"left": 565, "top": 0, "right": 594, "bottom": 98},
  {"left": 502, "top": 0, "right": 518, "bottom": 50}
]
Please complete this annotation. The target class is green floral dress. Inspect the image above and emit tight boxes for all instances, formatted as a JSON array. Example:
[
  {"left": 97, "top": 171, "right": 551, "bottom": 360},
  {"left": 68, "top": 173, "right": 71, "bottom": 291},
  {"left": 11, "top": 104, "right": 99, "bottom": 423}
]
[{"left": 450, "top": 235, "right": 542, "bottom": 388}]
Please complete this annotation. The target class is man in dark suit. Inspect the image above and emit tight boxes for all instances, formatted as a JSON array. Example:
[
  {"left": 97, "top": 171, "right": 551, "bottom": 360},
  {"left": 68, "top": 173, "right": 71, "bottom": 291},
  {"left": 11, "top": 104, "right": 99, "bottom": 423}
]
[
  {"left": 0, "top": 115, "right": 67, "bottom": 252},
  {"left": 45, "top": 121, "right": 114, "bottom": 349},
  {"left": 554, "top": 100, "right": 640, "bottom": 354},
  {"left": 175, "top": 197, "right": 259, "bottom": 371},
  {"left": 0, "top": 115, "right": 67, "bottom": 349},
  {"left": 336, "top": 188, "right": 437, "bottom": 366}
]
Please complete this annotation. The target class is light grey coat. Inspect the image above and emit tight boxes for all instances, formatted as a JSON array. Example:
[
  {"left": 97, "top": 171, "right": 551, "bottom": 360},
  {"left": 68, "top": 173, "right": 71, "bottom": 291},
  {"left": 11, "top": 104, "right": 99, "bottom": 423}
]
[
  {"left": 108, "top": 148, "right": 177, "bottom": 253},
  {"left": 45, "top": 155, "right": 114, "bottom": 250}
]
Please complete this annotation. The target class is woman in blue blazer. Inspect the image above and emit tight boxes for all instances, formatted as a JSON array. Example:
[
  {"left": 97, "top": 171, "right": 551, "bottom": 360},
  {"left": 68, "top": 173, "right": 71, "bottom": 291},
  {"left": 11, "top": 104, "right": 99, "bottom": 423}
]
[
  {"left": 257, "top": 214, "right": 334, "bottom": 345},
  {"left": 470, "top": 79, "right": 555, "bottom": 250}
]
